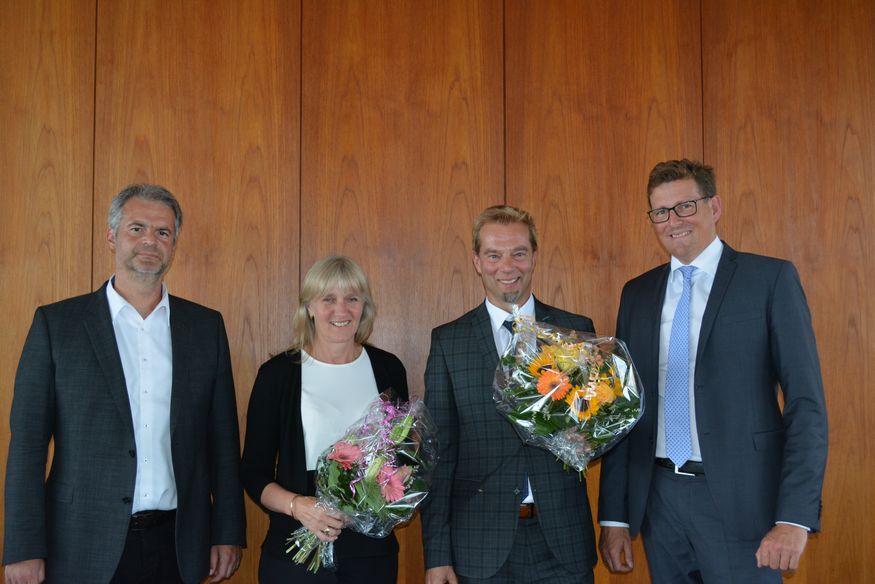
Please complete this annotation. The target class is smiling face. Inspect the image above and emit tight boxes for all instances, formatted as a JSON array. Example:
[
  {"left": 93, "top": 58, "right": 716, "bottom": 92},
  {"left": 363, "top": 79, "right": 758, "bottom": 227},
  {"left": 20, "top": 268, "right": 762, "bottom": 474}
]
[
  {"left": 106, "top": 197, "right": 177, "bottom": 282},
  {"left": 649, "top": 178, "right": 722, "bottom": 264},
  {"left": 472, "top": 221, "right": 537, "bottom": 311},
  {"left": 308, "top": 286, "right": 365, "bottom": 349}
]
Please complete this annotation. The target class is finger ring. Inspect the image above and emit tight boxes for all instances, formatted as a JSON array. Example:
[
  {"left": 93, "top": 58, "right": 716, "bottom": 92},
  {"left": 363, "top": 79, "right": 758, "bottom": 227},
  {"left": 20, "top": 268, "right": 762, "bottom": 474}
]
[{"left": 323, "top": 528, "right": 331, "bottom": 534}]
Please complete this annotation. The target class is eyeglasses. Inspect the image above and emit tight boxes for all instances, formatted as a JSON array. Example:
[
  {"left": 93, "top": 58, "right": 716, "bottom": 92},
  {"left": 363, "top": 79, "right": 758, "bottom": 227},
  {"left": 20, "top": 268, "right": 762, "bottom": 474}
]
[{"left": 647, "top": 197, "right": 712, "bottom": 224}]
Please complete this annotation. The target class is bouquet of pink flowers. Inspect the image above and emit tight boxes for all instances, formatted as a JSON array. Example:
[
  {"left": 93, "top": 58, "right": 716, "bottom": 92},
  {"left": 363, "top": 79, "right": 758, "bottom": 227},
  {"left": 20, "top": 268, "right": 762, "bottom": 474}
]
[
  {"left": 287, "top": 395, "right": 438, "bottom": 572},
  {"left": 494, "top": 314, "right": 643, "bottom": 472}
]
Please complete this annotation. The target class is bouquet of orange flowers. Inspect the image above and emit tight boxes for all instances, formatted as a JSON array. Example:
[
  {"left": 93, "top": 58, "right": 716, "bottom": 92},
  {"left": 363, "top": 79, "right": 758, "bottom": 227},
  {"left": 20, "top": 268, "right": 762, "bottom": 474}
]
[
  {"left": 287, "top": 396, "right": 438, "bottom": 572},
  {"left": 494, "top": 314, "right": 643, "bottom": 472}
]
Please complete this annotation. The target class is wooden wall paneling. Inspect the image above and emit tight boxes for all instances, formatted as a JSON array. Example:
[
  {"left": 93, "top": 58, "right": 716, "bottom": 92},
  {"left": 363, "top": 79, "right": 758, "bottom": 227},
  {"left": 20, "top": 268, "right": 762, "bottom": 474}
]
[
  {"left": 0, "top": 0, "right": 96, "bottom": 559},
  {"left": 506, "top": 1, "right": 702, "bottom": 582},
  {"left": 703, "top": 1, "right": 875, "bottom": 582},
  {"left": 93, "top": 1, "right": 301, "bottom": 581},
  {"left": 302, "top": 1, "right": 504, "bottom": 581}
]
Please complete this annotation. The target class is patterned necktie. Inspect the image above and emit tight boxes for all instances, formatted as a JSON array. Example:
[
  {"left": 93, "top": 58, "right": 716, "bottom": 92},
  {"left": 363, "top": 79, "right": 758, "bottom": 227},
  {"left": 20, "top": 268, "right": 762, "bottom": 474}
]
[{"left": 665, "top": 265, "right": 696, "bottom": 467}]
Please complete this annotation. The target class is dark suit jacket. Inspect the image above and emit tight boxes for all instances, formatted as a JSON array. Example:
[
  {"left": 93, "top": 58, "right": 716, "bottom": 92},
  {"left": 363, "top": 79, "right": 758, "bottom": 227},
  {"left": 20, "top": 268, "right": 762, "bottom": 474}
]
[
  {"left": 240, "top": 347, "right": 408, "bottom": 561},
  {"left": 3, "top": 284, "right": 246, "bottom": 583},
  {"left": 598, "top": 244, "right": 828, "bottom": 539},
  {"left": 421, "top": 298, "right": 598, "bottom": 579}
]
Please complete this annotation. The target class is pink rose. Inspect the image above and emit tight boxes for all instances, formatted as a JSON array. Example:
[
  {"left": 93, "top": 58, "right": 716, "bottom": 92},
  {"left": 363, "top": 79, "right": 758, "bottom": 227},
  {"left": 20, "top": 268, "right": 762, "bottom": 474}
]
[{"left": 327, "top": 441, "right": 363, "bottom": 470}]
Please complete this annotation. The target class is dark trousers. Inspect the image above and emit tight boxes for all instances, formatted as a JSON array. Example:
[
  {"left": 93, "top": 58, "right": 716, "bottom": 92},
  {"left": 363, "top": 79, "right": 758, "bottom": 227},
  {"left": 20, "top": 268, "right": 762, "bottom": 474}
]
[
  {"left": 459, "top": 516, "right": 594, "bottom": 584},
  {"left": 110, "top": 511, "right": 184, "bottom": 584},
  {"left": 642, "top": 465, "right": 782, "bottom": 584},
  {"left": 258, "top": 549, "right": 398, "bottom": 584}
]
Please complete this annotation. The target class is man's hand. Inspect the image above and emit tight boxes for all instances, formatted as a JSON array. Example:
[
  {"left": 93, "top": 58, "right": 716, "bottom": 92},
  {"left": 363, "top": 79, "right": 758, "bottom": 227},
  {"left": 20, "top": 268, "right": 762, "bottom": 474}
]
[
  {"left": 755, "top": 524, "right": 808, "bottom": 571},
  {"left": 599, "top": 526, "right": 634, "bottom": 573},
  {"left": 425, "top": 565, "right": 459, "bottom": 584},
  {"left": 208, "top": 545, "right": 242, "bottom": 582},
  {"left": 4, "top": 559, "right": 45, "bottom": 584}
]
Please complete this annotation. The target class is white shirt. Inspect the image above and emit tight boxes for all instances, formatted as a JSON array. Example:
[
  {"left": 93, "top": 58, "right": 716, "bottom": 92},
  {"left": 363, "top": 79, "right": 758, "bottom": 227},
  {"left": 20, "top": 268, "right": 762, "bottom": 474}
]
[
  {"left": 485, "top": 294, "right": 536, "bottom": 356},
  {"left": 655, "top": 237, "right": 723, "bottom": 461},
  {"left": 300, "top": 349, "right": 379, "bottom": 470},
  {"left": 106, "top": 278, "right": 176, "bottom": 513},
  {"left": 485, "top": 294, "right": 536, "bottom": 503}
]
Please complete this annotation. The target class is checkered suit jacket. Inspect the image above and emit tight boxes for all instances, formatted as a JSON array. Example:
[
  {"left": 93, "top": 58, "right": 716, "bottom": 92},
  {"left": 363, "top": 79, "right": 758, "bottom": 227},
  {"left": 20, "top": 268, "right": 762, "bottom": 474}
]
[
  {"left": 3, "top": 284, "right": 246, "bottom": 583},
  {"left": 421, "top": 297, "right": 597, "bottom": 579}
]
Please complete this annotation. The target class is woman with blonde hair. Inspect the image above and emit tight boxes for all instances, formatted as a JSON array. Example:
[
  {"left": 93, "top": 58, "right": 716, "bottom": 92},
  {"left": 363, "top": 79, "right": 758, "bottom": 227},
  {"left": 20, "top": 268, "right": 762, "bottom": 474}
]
[{"left": 241, "top": 255, "right": 408, "bottom": 583}]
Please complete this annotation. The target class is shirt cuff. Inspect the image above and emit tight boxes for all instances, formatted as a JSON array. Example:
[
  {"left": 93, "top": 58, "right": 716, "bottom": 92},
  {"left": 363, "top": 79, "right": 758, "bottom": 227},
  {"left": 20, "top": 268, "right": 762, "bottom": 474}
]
[
  {"left": 776, "top": 521, "right": 810, "bottom": 532},
  {"left": 599, "top": 521, "right": 630, "bottom": 528}
]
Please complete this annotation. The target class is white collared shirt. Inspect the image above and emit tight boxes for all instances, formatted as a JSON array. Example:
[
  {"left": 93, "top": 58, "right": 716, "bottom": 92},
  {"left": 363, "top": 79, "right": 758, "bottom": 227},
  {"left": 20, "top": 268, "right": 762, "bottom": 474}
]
[
  {"left": 655, "top": 237, "right": 723, "bottom": 461},
  {"left": 485, "top": 294, "right": 536, "bottom": 356},
  {"left": 106, "top": 278, "right": 176, "bottom": 512}
]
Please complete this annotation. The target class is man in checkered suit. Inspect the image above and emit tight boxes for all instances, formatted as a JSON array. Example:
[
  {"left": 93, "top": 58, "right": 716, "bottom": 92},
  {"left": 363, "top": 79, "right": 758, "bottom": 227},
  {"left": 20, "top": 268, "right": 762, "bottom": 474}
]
[{"left": 421, "top": 205, "right": 597, "bottom": 583}]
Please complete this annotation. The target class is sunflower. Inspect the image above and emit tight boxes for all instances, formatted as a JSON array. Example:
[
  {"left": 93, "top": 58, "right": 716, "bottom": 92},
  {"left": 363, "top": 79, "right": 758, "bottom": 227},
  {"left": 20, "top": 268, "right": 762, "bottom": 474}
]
[{"left": 528, "top": 350, "right": 557, "bottom": 377}]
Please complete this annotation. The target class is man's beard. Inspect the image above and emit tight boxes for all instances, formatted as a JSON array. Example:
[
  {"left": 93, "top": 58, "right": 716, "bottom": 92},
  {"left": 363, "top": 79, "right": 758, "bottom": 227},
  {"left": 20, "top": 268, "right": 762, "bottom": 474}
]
[
  {"left": 126, "top": 253, "right": 170, "bottom": 279},
  {"left": 503, "top": 291, "right": 521, "bottom": 304}
]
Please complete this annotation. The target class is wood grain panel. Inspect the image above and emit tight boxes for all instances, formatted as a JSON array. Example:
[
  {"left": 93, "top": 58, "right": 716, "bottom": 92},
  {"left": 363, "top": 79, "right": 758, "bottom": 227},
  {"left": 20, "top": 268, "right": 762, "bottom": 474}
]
[
  {"left": 0, "top": 0, "right": 95, "bottom": 560},
  {"left": 93, "top": 1, "right": 300, "bottom": 580},
  {"left": 703, "top": 1, "right": 875, "bottom": 581},
  {"left": 302, "top": 1, "right": 504, "bottom": 580},
  {"left": 506, "top": 1, "right": 702, "bottom": 582}
]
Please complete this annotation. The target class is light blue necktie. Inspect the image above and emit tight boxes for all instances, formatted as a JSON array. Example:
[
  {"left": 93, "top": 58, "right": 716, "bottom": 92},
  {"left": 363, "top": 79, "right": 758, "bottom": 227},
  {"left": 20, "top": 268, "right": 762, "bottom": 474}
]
[{"left": 665, "top": 265, "right": 696, "bottom": 467}]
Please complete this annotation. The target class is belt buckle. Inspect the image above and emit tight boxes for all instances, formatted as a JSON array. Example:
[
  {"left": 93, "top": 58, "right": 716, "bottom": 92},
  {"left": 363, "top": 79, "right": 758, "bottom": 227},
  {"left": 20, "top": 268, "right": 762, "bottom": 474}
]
[{"left": 673, "top": 464, "right": 696, "bottom": 477}]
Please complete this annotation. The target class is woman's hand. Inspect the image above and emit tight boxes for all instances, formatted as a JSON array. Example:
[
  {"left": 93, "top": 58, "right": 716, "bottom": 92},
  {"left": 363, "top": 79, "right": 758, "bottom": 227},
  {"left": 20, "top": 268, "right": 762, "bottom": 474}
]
[{"left": 292, "top": 496, "right": 345, "bottom": 543}]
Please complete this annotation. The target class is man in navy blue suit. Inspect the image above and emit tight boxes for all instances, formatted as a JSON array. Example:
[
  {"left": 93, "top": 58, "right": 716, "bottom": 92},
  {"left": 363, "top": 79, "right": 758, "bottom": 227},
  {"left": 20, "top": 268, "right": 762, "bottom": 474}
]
[{"left": 598, "top": 159, "right": 828, "bottom": 583}]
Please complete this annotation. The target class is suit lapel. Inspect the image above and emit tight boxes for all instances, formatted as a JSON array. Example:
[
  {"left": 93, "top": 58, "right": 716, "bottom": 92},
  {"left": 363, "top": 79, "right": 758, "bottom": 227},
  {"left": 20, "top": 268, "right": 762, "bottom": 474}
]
[
  {"left": 169, "top": 296, "right": 193, "bottom": 435},
  {"left": 533, "top": 297, "right": 552, "bottom": 323},
  {"left": 83, "top": 285, "right": 135, "bottom": 437},
  {"left": 471, "top": 303, "right": 499, "bottom": 368},
  {"left": 646, "top": 267, "right": 671, "bottom": 389},
  {"left": 696, "top": 244, "right": 738, "bottom": 366}
]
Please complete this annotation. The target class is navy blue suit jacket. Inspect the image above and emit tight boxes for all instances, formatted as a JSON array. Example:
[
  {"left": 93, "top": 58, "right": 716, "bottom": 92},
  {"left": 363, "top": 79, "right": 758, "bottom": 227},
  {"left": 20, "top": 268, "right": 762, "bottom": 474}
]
[{"left": 598, "top": 244, "right": 828, "bottom": 539}]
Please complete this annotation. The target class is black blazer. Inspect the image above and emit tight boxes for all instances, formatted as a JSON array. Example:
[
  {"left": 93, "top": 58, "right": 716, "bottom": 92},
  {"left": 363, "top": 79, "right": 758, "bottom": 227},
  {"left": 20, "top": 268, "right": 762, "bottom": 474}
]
[
  {"left": 599, "top": 244, "right": 828, "bottom": 539},
  {"left": 3, "top": 284, "right": 246, "bottom": 583},
  {"left": 240, "top": 346, "right": 409, "bottom": 560},
  {"left": 420, "top": 297, "right": 598, "bottom": 579}
]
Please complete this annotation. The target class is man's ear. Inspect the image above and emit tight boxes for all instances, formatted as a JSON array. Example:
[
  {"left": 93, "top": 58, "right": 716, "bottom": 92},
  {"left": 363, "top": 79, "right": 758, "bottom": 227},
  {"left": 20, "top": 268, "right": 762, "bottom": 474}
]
[{"left": 709, "top": 195, "right": 723, "bottom": 223}]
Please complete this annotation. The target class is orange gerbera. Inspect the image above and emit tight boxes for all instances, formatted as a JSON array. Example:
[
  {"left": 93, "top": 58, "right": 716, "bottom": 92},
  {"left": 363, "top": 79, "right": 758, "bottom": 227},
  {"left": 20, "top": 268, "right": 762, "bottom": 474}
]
[{"left": 536, "top": 370, "right": 572, "bottom": 401}]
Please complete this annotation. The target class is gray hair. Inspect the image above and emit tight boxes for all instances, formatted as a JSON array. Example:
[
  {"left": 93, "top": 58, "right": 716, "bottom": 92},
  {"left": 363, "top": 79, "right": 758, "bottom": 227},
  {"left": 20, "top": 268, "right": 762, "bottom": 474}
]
[{"left": 108, "top": 184, "right": 183, "bottom": 240}]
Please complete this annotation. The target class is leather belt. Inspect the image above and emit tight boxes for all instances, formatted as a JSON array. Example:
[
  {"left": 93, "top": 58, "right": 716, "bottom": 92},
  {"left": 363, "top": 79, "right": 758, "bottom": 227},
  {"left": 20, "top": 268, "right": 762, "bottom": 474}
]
[
  {"left": 129, "top": 509, "right": 176, "bottom": 531},
  {"left": 655, "top": 458, "right": 705, "bottom": 476},
  {"left": 519, "top": 503, "right": 537, "bottom": 519}
]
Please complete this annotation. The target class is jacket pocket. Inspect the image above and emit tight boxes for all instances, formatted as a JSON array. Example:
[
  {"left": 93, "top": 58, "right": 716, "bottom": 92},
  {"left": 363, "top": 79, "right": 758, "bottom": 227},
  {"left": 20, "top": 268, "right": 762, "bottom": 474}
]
[
  {"left": 753, "top": 429, "right": 784, "bottom": 452},
  {"left": 718, "top": 310, "right": 763, "bottom": 325},
  {"left": 452, "top": 478, "right": 482, "bottom": 498}
]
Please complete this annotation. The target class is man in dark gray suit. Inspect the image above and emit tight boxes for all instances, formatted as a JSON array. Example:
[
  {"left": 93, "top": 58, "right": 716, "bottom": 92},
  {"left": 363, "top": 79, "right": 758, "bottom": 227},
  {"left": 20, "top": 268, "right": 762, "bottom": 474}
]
[
  {"left": 598, "top": 160, "right": 828, "bottom": 583},
  {"left": 422, "top": 205, "right": 597, "bottom": 583},
  {"left": 4, "top": 184, "right": 246, "bottom": 584}
]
